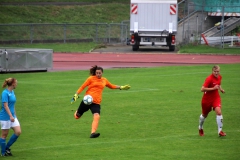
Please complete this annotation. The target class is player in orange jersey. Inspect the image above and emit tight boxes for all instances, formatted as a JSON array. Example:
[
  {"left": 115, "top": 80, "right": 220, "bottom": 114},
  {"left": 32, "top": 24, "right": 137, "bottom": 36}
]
[
  {"left": 198, "top": 65, "right": 226, "bottom": 137},
  {"left": 71, "top": 65, "right": 130, "bottom": 138}
]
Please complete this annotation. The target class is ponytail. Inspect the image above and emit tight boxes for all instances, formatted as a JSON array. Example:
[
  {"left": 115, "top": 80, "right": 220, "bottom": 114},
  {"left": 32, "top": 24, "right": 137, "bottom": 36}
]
[{"left": 2, "top": 78, "right": 16, "bottom": 88}]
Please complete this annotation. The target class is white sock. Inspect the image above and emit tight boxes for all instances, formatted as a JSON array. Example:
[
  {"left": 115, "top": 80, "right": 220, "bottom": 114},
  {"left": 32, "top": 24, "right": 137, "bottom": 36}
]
[
  {"left": 199, "top": 114, "right": 205, "bottom": 129},
  {"left": 216, "top": 115, "right": 223, "bottom": 133}
]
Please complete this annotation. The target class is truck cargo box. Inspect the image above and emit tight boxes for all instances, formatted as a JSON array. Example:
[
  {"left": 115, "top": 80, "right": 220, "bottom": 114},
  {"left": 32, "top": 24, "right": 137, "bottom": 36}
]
[{"left": 130, "top": 0, "right": 178, "bottom": 51}]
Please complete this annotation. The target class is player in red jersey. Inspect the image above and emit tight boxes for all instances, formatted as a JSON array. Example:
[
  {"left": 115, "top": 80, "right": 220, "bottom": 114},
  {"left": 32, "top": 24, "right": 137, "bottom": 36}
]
[{"left": 198, "top": 65, "right": 226, "bottom": 137}]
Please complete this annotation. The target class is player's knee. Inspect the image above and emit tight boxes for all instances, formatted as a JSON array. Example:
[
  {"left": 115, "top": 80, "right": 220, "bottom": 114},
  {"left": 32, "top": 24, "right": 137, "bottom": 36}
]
[
  {"left": 215, "top": 107, "right": 222, "bottom": 115},
  {"left": 202, "top": 114, "right": 208, "bottom": 118},
  {"left": 1, "top": 133, "right": 8, "bottom": 139},
  {"left": 93, "top": 113, "right": 100, "bottom": 120},
  {"left": 15, "top": 129, "right": 21, "bottom": 136},
  {"left": 16, "top": 131, "right": 21, "bottom": 136}
]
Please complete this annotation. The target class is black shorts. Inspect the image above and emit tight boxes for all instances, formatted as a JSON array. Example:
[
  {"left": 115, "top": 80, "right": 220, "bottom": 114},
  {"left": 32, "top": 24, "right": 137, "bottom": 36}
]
[{"left": 77, "top": 101, "right": 101, "bottom": 116}]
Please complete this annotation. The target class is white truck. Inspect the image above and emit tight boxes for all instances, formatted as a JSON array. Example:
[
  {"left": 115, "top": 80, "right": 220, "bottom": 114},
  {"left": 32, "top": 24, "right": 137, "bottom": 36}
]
[{"left": 130, "top": 0, "right": 178, "bottom": 51}]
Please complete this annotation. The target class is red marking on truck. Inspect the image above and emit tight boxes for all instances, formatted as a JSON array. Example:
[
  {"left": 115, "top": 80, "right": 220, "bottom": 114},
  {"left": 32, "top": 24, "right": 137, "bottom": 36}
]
[
  {"left": 170, "top": 4, "right": 176, "bottom": 15},
  {"left": 131, "top": 4, "right": 138, "bottom": 14}
]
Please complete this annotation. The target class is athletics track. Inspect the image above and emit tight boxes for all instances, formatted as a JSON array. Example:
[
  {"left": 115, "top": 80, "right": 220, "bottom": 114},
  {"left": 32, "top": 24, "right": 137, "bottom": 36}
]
[{"left": 52, "top": 52, "right": 240, "bottom": 71}]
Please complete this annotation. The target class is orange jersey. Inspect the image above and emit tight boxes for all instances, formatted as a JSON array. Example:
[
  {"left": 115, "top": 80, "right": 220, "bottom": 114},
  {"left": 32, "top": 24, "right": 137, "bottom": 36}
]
[{"left": 76, "top": 76, "right": 118, "bottom": 104}]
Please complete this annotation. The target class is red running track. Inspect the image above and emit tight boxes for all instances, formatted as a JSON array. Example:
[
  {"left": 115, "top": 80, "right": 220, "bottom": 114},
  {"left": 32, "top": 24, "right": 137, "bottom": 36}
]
[{"left": 52, "top": 53, "right": 240, "bottom": 71}]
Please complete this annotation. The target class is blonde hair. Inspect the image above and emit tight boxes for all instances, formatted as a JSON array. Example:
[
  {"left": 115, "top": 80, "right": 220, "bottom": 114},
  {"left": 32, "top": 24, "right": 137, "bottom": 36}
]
[
  {"left": 2, "top": 78, "right": 16, "bottom": 88},
  {"left": 212, "top": 65, "right": 220, "bottom": 70}
]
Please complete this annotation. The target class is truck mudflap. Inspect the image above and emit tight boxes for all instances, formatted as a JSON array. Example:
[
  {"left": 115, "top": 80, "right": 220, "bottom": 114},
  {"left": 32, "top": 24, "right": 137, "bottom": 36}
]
[
  {"left": 131, "top": 33, "right": 140, "bottom": 51},
  {"left": 167, "top": 34, "right": 176, "bottom": 51}
]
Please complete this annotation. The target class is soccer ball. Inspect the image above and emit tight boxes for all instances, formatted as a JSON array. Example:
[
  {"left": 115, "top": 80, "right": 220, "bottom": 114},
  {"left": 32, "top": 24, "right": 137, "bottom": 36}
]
[{"left": 83, "top": 95, "right": 93, "bottom": 105}]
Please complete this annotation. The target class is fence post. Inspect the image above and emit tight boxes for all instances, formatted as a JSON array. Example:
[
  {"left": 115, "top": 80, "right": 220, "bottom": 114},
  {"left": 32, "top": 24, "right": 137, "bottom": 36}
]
[
  {"left": 125, "top": 24, "right": 128, "bottom": 45},
  {"left": 104, "top": 24, "right": 107, "bottom": 43},
  {"left": 30, "top": 24, "right": 33, "bottom": 44},
  {"left": 199, "top": 1, "right": 204, "bottom": 44},
  {"left": 64, "top": 23, "right": 66, "bottom": 43},
  {"left": 96, "top": 24, "right": 98, "bottom": 43},
  {"left": 121, "top": 21, "right": 123, "bottom": 44},
  {"left": 108, "top": 24, "right": 111, "bottom": 43},
  {"left": 221, "top": 6, "right": 224, "bottom": 49},
  {"left": 187, "top": 0, "right": 190, "bottom": 43},
  {"left": 182, "top": 1, "right": 186, "bottom": 42}
]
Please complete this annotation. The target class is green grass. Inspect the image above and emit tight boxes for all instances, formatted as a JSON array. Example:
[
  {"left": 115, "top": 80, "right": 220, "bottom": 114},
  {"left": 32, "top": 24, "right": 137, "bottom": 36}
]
[
  {"left": 178, "top": 44, "right": 240, "bottom": 54},
  {"left": 0, "top": 3, "right": 129, "bottom": 24},
  {"left": 0, "top": 42, "right": 100, "bottom": 52},
  {"left": 1, "top": 43, "right": 240, "bottom": 54},
  {"left": 1, "top": 1, "right": 239, "bottom": 54},
  {"left": 0, "top": 2, "right": 130, "bottom": 44},
  {"left": 0, "top": 64, "right": 240, "bottom": 160}
]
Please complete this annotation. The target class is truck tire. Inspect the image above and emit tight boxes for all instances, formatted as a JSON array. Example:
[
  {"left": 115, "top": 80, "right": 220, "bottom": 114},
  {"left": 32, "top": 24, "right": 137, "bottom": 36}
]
[
  {"left": 132, "top": 45, "right": 139, "bottom": 51},
  {"left": 169, "top": 45, "right": 175, "bottom": 51}
]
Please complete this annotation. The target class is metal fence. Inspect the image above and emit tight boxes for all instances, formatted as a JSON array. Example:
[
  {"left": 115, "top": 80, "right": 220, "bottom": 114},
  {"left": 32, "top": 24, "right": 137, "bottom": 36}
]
[
  {"left": 1, "top": 1, "right": 240, "bottom": 49},
  {"left": 0, "top": 23, "right": 129, "bottom": 45}
]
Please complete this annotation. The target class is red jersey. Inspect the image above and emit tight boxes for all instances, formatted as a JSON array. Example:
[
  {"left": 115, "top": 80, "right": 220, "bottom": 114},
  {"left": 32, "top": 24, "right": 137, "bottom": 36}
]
[
  {"left": 76, "top": 76, "right": 118, "bottom": 104},
  {"left": 202, "top": 74, "right": 222, "bottom": 102}
]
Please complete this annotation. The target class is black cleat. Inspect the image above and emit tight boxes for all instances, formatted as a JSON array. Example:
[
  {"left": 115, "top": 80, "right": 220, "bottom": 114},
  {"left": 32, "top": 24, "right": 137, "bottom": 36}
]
[
  {"left": 5, "top": 148, "right": 12, "bottom": 156},
  {"left": 90, "top": 133, "right": 100, "bottom": 138}
]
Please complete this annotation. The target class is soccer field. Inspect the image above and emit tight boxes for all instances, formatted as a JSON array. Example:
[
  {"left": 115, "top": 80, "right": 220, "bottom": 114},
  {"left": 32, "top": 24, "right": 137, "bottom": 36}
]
[{"left": 1, "top": 64, "right": 240, "bottom": 160}]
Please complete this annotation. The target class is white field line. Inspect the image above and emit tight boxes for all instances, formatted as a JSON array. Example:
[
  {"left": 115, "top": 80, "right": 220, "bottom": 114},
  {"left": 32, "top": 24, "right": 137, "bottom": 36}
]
[
  {"left": 14, "top": 130, "right": 240, "bottom": 151},
  {"left": 17, "top": 72, "right": 211, "bottom": 84},
  {"left": 16, "top": 88, "right": 159, "bottom": 101},
  {"left": 17, "top": 70, "right": 235, "bottom": 85}
]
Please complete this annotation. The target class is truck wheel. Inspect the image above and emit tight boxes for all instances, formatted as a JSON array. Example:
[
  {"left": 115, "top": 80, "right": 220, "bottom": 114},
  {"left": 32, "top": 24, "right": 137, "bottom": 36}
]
[
  {"left": 169, "top": 45, "right": 175, "bottom": 51},
  {"left": 132, "top": 45, "right": 139, "bottom": 51}
]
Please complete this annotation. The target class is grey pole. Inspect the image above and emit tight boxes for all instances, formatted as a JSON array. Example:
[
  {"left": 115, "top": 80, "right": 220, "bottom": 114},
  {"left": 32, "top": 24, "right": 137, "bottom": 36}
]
[{"left": 221, "top": 6, "right": 224, "bottom": 49}]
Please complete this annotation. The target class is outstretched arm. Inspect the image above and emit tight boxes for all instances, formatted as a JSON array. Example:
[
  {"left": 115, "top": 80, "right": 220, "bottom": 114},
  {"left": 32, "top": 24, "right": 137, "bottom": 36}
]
[
  {"left": 119, "top": 84, "right": 131, "bottom": 90},
  {"left": 105, "top": 78, "right": 130, "bottom": 90},
  {"left": 106, "top": 82, "right": 130, "bottom": 90}
]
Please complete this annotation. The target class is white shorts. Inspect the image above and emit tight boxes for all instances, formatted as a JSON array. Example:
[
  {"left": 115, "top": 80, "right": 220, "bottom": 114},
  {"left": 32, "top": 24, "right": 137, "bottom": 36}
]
[{"left": 0, "top": 118, "right": 20, "bottom": 129}]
